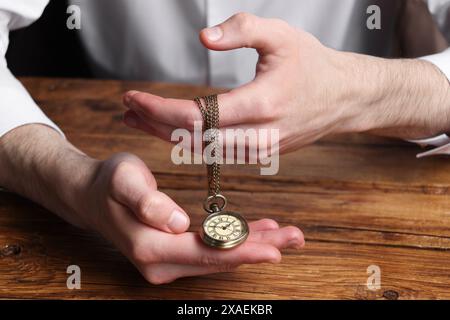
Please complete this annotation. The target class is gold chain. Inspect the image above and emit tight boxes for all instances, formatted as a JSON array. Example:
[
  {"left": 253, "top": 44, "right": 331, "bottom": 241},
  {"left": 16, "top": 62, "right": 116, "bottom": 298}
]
[{"left": 194, "top": 95, "right": 221, "bottom": 197}]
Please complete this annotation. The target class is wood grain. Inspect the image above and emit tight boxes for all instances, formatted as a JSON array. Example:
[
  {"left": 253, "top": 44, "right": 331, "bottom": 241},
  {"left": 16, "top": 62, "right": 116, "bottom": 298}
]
[{"left": 1, "top": 77, "right": 450, "bottom": 299}]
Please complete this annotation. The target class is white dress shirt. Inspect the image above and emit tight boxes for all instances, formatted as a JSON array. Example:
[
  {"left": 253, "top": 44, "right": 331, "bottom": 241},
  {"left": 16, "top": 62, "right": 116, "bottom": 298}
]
[{"left": 1, "top": 0, "right": 449, "bottom": 154}]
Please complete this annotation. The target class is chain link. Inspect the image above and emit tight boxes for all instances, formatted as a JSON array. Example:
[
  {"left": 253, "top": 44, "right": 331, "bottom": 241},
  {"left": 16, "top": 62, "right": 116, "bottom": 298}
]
[{"left": 194, "top": 95, "right": 221, "bottom": 198}]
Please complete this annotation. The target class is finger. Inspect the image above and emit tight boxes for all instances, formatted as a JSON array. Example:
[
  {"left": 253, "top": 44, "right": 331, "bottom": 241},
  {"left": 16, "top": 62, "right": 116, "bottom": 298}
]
[
  {"left": 123, "top": 91, "right": 202, "bottom": 130},
  {"left": 108, "top": 204, "right": 279, "bottom": 280},
  {"left": 153, "top": 232, "right": 282, "bottom": 266},
  {"left": 248, "top": 219, "right": 279, "bottom": 232},
  {"left": 123, "top": 105, "right": 273, "bottom": 158},
  {"left": 200, "top": 12, "right": 295, "bottom": 55},
  {"left": 140, "top": 263, "right": 237, "bottom": 285},
  {"left": 141, "top": 222, "right": 299, "bottom": 285},
  {"left": 248, "top": 226, "right": 305, "bottom": 250},
  {"left": 124, "top": 109, "right": 260, "bottom": 148},
  {"left": 124, "top": 110, "right": 185, "bottom": 143},
  {"left": 123, "top": 83, "right": 272, "bottom": 130},
  {"left": 109, "top": 161, "right": 189, "bottom": 233}
]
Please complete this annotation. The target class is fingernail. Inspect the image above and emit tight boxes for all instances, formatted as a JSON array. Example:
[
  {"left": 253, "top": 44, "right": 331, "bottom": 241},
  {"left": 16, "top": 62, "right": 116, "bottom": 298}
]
[
  {"left": 204, "top": 26, "right": 223, "bottom": 41},
  {"left": 288, "top": 239, "right": 304, "bottom": 249},
  {"left": 124, "top": 114, "right": 138, "bottom": 127},
  {"left": 168, "top": 210, "right": 189, "bottom": 232},
  {"left": 124, "top": 90, "right": 139, "bottom": 105}
]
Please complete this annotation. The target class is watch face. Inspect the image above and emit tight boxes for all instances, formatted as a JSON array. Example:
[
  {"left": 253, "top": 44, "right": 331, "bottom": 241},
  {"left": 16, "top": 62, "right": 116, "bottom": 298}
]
[{"left": 200, "top": 211, "right": 249, "bottom": 249}]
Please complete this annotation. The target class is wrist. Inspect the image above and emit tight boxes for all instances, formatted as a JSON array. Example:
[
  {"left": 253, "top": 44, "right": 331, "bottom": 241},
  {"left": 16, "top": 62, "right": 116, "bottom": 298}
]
[
  {"left": 340, "top": 53, "right": 450, "bottom": 139},
  {"left": 50, "top": 148, "right": 101, "bottom": 230},
  {"left": 325, "top": 50, "right": 384, "bottom": 135},
  {"left": 0, "top": 124, "right": 100, "bottom": 229}
]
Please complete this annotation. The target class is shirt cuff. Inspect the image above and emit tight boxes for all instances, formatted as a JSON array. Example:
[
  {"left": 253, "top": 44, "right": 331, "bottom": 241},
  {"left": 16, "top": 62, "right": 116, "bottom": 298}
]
[
  {"left": 420, "top": 48, "right": 450, "bottom": 83},
  {"left": 408, "top": 49, "right": 450, "bottom": 157},
  {"left": 407, "top": 134, "right": 450, "bottom": 147},
  {"left": 407, "top": 134, "right": 450, "bottom": 158},
  {"left": 415, "top": 143, "right": 450, "bottom": 158},
  {"left": 0, "top": 85, "right": 64, "bottom": 138}
]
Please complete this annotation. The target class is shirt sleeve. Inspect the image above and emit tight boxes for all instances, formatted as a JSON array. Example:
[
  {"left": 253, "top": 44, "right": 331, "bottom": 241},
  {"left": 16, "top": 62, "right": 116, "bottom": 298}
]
[
  {"left": 420, "top": 48, "right": 450, "bottom": 82},
  {"left": 407, "top": 0, "right": 450, "bottom": 157},
  {"left": 417, "top": 0, "right": 450, "bottom": 82},
  {"left": 0, "top": 0, "right": 64, "bottom": 138},
  {"left": 422, "top": 0, "right": 450, "bottom": 87}
]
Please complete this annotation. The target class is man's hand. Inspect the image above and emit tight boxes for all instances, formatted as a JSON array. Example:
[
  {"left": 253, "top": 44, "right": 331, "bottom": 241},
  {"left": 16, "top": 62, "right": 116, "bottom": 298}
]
[
  {"left": 87, "top": 152, "right": 303, "bottom": 284},
  {"left": 0, "top": 125, "right": 304, "bottom": 284},
  {"left": 122, "top": 13, "right": 450, "bottom": 154}
]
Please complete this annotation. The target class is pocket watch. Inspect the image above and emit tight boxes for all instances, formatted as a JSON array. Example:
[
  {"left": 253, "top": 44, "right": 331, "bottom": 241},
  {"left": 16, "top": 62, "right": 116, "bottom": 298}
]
[
  {"left": 199, "top": 195, "right": 249, "bottom": 249},
  {"left": 194, "top": 95, "right": 250, "bottom": 249}
]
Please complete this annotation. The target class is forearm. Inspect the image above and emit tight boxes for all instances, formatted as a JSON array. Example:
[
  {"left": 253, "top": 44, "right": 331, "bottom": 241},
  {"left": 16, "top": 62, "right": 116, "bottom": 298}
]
[
  {"left": 0, "top": 124, "right": 99, "bottom": 228},
  {"left": 343, "top": 52, "right": 450, "bottom": 140}
]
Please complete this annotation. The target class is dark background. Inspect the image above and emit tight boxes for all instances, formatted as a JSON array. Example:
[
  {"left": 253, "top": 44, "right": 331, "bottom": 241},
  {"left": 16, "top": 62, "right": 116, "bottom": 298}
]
[{"left": 6, "top": 0, "right": 92, "bottom": 78}]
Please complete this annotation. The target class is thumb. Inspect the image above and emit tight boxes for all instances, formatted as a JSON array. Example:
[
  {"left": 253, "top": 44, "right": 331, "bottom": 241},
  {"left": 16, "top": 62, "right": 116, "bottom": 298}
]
[
  {"left": 199, "top": 12, "right": 293, "bottom": 55},
  {"left": 109, "top": 161, "right": 190, "bottom": 233}
]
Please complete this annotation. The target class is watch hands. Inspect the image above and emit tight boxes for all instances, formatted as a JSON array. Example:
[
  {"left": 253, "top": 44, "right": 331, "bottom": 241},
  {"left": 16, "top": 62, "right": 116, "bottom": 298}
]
[
  {"left": 214, "top": 222, "right": 234, "bottom": 232},
  {"left": 225, "top": 222, "right": 234, "bottom": 231}
]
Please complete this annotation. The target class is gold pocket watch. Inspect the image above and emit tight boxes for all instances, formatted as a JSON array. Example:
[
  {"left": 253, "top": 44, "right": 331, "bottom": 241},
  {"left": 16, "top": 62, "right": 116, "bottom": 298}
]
[
  {"left": 194, "top": 95, "right": 249, "bottom": 249},
  {"left": 200, "top": 194, "right": 249, "bottom": 249}
]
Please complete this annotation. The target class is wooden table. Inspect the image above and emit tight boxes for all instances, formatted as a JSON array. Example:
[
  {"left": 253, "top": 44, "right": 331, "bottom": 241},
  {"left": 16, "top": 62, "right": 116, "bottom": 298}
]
[{"left": 1, "top": 77, "right": 450, "bottom": 300}]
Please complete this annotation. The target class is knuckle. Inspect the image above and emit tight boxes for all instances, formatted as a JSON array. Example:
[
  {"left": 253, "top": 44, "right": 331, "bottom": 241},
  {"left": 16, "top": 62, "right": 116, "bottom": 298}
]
[
  {"left": 271, "top": 18, "right": 291, "bottom": 31},
  {"left": 234, "top": 12, "right": 251, "bottom": 22},
  {"left": 217, "top": 265, "right": 236, "bottom": 273},
  {"left": 136, "top": 193, "right": 162, "bottom": 223},
  {"left": 183, "top": 109, "right": 199, "bottom": 131},
  {"left": 234, "top": 12, "right": 255, "bottom": 34},
  {"left": 113, "top": 160, "right": 134, "bottom": 176},
  {"left": 108, "top": 159, "right": 136, "bottom": 194},
  {"left": 199, "top": 254, "right": 222, "bottom": 266},
  {"left": 268, "top": 19, "right": 297, "bottom": 47},
  {"left": 108, "top": 152, "right": 144, "bottom": 176},
  {"left": 262, "top": 218, "right": 279, "bottom": 230},
  {"left": 299, "top": 30, "right": 320, "bottom": 45}
]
